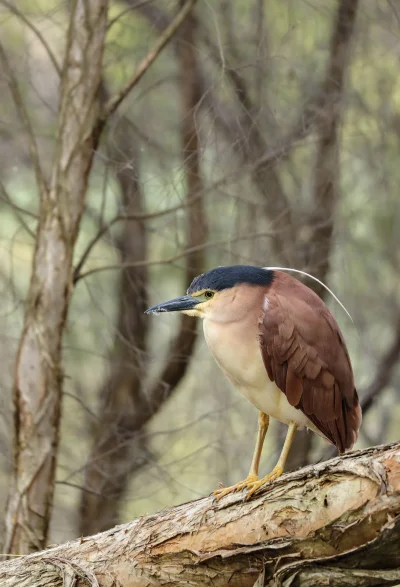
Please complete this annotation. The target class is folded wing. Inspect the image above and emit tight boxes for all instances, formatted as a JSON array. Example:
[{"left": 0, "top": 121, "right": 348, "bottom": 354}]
[{"left": 259, "top": 279, "right": 361, "bottom": 453}]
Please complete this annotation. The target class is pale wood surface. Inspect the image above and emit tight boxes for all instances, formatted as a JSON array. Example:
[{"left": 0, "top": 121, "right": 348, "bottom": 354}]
[{"left": 0, "top": 442, "right": 399, "bottom": 586}]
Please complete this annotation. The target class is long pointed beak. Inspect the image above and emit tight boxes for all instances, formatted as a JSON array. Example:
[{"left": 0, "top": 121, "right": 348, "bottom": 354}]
[{"left": 145, "top": 295, "right": 200, "bottom": 315}]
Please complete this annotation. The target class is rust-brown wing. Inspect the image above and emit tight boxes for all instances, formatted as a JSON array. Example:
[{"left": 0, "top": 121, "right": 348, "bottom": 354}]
[{"left": 259, "top": 290, "right": 361, "bottom": 453}]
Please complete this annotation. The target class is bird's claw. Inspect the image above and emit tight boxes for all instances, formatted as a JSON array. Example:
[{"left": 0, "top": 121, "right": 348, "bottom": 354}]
[
  {"left": 212, "top": 474, "right": 258, "bottom": 501},
  {"left": 213, "top": 466, "right": 284, "bottom": 501},
  {"left": 244, "top": 465, "right": 284, "bottom": 499}
]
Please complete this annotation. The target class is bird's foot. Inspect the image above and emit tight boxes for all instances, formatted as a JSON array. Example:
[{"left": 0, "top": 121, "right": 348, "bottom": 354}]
[
  {"left": 245, "top": 465, "right": 284, "bottom": 499},
  {"left": 212, "top": 474, "right": 258, "bottom": 501}
]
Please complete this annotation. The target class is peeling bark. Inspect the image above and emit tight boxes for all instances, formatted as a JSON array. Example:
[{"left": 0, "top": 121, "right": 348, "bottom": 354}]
[
  {"left": 3, "top": 0, "right": 108, "bottom": 554},
  {"left": 0, "top": 444, "right": 399, "bottom": 586}
]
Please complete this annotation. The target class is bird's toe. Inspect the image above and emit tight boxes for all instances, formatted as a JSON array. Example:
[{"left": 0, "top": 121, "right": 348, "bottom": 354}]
[
  {"left": 245, "top": 465, "right": 284, "bottom": 499},
  {"left": 212, "top": 474, "right": 259, "bottom": 501}
]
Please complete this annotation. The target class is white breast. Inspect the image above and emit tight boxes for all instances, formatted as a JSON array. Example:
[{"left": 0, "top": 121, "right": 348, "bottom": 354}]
[{"left": 203, "top": 317, "right": 312, "bottom": 429}]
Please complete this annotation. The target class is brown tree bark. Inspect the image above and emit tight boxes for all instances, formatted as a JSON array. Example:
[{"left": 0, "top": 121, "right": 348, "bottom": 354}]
[
  {"left": 3, "top": 0, "right": 197, "bottom": 556},
  {"left": 303, "top": 0, "right": 360, "bottom": 289},
  {"left": 78, "top": 115, "right": 150, "bottom": 536},
  {"left": 0, "top": 443, "right": 399, "bottom": 587},
  {"left": 78, "top": 7, "right": 206, "bottom": 535},
  {"left": 3, "top": 0, "right": 109, "bottom": 554}
]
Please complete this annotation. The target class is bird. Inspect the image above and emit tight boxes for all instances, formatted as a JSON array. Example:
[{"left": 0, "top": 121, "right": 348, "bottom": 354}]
[{"left": 145, "top": 265, "right": 362, "bottom": 500}]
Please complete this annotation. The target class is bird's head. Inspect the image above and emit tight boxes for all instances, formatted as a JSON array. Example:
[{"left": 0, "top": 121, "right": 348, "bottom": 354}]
[{"left": 145, "top": 265, "right": 274, "bottom": 322}]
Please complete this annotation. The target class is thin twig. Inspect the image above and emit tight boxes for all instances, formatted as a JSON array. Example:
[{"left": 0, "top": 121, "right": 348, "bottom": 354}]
[
  {"left": 99, "top": 0, "right": 197, "bottom": 124},
  {"left": 143, "top": 5, "right": 208, "bottom": 451},
  {"left": 0, "top": 181, "right": 37, "bottom": 239},
  {"left": 0, "top": 40, "right": 47, "bottom": 194},
  {"left": 72, "top": 196, "right": 202, "bottom": 282},
  {"left": 74, "top": 131, "right": 315, "bottom": 283},
  {"left": 74, "top": 230, "right": 276, "bottom": 283},
  {"left": 0, "top": 1, "right": 61, "bottom": 75},
  {"left": 360, "top": 316, "right": 400, "bottom": 413},
  {"left": 107, "top": 0, "right": 159, "bottom": 31}
]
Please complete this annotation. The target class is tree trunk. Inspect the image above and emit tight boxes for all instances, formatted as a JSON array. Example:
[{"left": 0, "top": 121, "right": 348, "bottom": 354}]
[
  {"left": 0, "top": 443, "right": 399, "bottom": 586},
  {"left": 147, "top": 5, "right": 207, "bottom": 403},
  {"left": 303, "top": 0, "right": 360, "bottom": 288},
  {"left": 281, "top": 0, "right": 359, "bottom": 471},
  {"left": 78, "top": 7, "right": 206, "bottom": 535},
  {"left": 3, "top": 0, "right": 108, "bottom": 554},
  {"left": 78, "top": 113, "right": 150, "bottom": 536}
]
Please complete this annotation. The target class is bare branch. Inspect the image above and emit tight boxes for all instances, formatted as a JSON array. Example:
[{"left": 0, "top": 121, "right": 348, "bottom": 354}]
[
  {"left": 74, "top": 229, "right": 276, "bottom": 282},
  {"left": 198, "top": 18, "right": 299, "bottom": 266},
  {"left": 74, "top": 130, "right": 311, "bottom": 283},
  {"left": 0, "top": 1, "right": 61, "bottom": 76},
  {"left": 146, "top": 4, "right": 207, "bottom": 414},
  {"left": 107, "top": 0, "right": 160, "bottom": 30},
  {"left": 98, "top": 0, "right": 197, "bottom": 127},
  {"left": 133, "top": 0, "right": 320, "bottom": 203},
  {"left": 79, "top": 85, "right": 150, "bottom": 532},
  {"left": 72, "top": 196, "right": 204, "bottom": 283},
  {"left": 361, "top": 316, "right": 400, "bottom": 413},
  {"left": 254, "top": 0, "right": 267, "bottom": 108},
  {"left": 0, "top": 181, "right": 38, "bottom": 220},
  {"left": 305, "top": 0, "right": 360, "bottom": 288},
  {"left": 0, "top": 181, "right": 37, "bottom": 238},
  {"left": 0, "top": 40, "right": 47, "bottom": 194}
]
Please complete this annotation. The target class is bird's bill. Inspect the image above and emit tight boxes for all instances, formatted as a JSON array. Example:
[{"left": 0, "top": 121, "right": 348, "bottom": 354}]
[{"left": 145, "top": 295, "right": 200, "bottom": 314}]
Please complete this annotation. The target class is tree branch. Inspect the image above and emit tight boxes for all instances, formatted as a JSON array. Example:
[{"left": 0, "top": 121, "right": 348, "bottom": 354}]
[
  {"left": 3, "top": 0, "right": 108, "bottom": 555},
  {"left": 146, "top": 4, "right": 206, "bottom": 405},
  {"left": 304, "top": 0, "right": 360, "bottom": 290},
  {"left": 361, "top": 315, "right": 400, "bottom": 413},
  {"left": 0, "top": 443, "right": 399, "bottom": 586},
  {"left": 79, "top": 96, "right": 150, "bottom": 534},
  {"left": 0, "top": 1, "right": 61, "bottom": 76},
  {"left": 78, "top": 8, "right": 206, "bottom": 534},
  {"left": 72, "top": 195, "right": 204, "bottom": 284},
  {"left": 200, "top": 21, "right": 296, "bottom": 266},
  {"left": 95, "top": 0, "right": 197, "bottom": 135},
  {"left": 0, "top": 40, "right": 47, "bottom": 194},
  {"left": 74, "top": 229, "right": 275, "bottom": 282}
]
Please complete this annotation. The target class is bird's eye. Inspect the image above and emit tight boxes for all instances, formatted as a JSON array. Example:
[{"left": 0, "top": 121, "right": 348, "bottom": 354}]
[{"left": 204, "top": 291, "right": 214, "bottom": 299}]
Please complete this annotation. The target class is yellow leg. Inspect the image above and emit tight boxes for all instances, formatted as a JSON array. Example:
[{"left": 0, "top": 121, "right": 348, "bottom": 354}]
[
  {"left": 246, "top": 421, "right": 297, "bottom": 499},
  {"left": 248, "top": 412, "right": 270, "bottom": 477},
  {"left": 213, "top": 412, "right": 269, "bottom": 501}
]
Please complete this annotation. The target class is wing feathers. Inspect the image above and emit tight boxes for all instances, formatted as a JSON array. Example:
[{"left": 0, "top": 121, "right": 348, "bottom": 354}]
[
  {"left": 285, "top": 369, "right": 303, "bottom": 406},
  {"left": 259, "top": 273, "right": 361, "bottom": 453}
]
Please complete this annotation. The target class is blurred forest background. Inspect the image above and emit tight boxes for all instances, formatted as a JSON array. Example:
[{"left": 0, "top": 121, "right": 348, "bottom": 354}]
[{"left": 0, "top": 0, "right": 399, "bottom": 552}]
